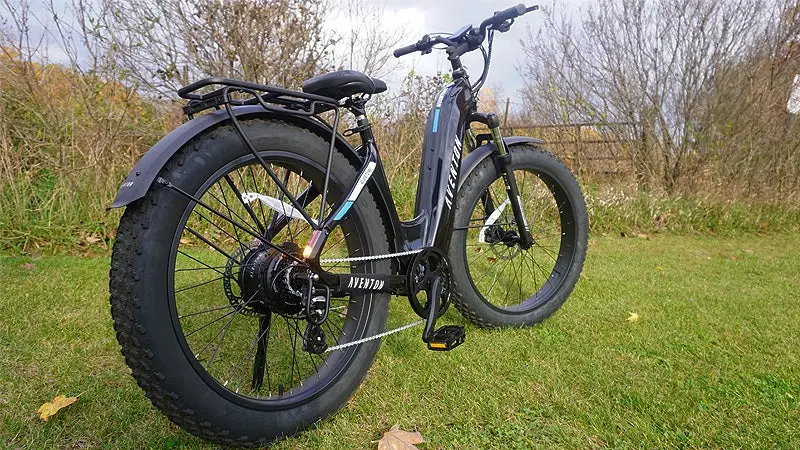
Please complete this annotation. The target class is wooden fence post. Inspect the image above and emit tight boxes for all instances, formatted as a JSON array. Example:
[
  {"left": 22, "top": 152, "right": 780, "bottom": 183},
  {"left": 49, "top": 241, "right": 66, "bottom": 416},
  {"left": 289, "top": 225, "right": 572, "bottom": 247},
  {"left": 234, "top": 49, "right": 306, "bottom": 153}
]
[{"left": 574, "top": 123, "right": 582, "bottom": 176}]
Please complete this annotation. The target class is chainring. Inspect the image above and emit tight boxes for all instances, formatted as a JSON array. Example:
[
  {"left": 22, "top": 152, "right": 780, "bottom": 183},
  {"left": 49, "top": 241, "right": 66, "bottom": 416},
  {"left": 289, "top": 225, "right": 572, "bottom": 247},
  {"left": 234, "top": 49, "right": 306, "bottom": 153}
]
[{"left": 406, "top": 247, "right": 452, "bottom": 319}]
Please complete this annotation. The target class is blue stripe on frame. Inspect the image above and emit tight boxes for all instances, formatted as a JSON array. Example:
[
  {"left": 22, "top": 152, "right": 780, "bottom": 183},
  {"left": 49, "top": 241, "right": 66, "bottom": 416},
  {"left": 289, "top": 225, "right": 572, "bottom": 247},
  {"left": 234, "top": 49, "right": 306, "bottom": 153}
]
[
  {"left": 432, "top": 109, "right": 441, "bottom": 133},
  {"left": 333, "top": 200, "right": 355, "bottom": 220}
]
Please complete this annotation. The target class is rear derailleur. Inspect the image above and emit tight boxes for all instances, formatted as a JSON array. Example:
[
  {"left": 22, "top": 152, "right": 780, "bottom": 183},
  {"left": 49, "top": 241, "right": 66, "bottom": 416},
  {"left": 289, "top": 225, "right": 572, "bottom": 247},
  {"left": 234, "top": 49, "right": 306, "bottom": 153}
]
[{"left": 295, "top": 272, "right": 331, "bottom": 355}]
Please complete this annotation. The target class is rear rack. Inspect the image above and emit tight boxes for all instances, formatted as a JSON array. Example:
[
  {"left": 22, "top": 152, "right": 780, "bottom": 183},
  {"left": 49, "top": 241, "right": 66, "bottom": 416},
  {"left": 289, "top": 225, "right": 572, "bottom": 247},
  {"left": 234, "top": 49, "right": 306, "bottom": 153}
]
[
  {"left": 178, "top": 77, "right": 341, "bottom": 118},
  {"left": 177, "top": 77, "right": 348, "bottom": 238}
]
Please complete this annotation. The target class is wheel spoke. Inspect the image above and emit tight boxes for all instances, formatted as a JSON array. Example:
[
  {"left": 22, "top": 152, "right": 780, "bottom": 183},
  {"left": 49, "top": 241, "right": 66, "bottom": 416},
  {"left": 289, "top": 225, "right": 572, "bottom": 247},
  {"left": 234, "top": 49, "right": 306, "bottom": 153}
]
[
  {"left": 184, "top": 226, "right": 240, "bottom": 264},
  {"left": 175, "top": 275, "right": 225, "bottom": 294},
  {"left": 177, "top": 250, "right": 232, "bottom": 277},
  {"left": 223, "top": 174, "right": 266, "bottom": 234},
  {"left": 216, "top": 179, "right": 251, "bottom": 257},
  {"left": 169, "top": 155, "right": 378, "bottom": 403},
  {"left": 179, "top": 304, "right": 234, "bottom": 319}
]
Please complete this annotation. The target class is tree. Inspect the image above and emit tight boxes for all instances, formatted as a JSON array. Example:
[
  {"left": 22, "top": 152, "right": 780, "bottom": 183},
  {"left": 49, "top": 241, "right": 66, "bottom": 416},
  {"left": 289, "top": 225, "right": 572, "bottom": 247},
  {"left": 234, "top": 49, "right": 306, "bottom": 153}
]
[
  {"left": 520, "top": 0, "right": 768, "bottom": 192},
  {"left": 99, "top": 0, "right": 334, "bottom": 96},
  {"left": 329, "top": 0, "right": 405, "bottom": 79}
]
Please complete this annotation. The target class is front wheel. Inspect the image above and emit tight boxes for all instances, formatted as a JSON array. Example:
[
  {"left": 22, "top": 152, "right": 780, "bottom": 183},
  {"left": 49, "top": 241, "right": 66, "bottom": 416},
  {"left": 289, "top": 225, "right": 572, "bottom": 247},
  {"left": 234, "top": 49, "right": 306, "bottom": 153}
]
[{"left": 448, "top": 146, "right": 588, "bottom": 327}]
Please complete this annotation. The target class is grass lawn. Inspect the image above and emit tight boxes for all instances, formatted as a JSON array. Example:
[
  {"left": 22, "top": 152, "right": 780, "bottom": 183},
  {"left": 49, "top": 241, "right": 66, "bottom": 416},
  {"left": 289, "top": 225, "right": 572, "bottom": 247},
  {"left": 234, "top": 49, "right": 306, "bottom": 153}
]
[{"left": 1, "top": 233, "right": 799, "bottom": 448}]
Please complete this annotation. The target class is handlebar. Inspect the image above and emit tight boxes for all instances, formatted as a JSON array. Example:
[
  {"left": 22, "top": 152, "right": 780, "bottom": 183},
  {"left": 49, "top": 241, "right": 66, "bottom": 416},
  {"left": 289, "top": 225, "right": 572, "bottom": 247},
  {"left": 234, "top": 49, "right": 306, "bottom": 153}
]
[
  {"left": 480, "top": 3, "right": 527, "bottom": 31},
  {"left": 393, "top": 42, "right": 421, "bottom": 58},
  {"left": 393, "top": 3, "right": 537, "bottom": 59}
]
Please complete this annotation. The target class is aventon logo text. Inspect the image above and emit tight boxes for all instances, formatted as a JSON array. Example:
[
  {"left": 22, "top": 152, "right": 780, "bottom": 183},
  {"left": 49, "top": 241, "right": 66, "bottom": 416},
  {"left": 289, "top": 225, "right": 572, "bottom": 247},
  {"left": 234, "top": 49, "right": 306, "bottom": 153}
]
[{"left": 347, "top": 276, "right": 385, "bottom": 290}]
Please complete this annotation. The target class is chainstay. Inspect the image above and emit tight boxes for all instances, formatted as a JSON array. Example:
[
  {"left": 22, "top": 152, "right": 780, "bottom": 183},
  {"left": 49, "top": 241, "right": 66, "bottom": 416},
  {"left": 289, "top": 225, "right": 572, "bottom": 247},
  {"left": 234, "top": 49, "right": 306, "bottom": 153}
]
[
  {"left": 320, "top": 249, "right": 425, "bottom": 351},
  {"left": 325, "top": 319, "right": 425, "bottom": 352},
  {"left": 319, "top": 249, "right": 421, "bottom": 264}
]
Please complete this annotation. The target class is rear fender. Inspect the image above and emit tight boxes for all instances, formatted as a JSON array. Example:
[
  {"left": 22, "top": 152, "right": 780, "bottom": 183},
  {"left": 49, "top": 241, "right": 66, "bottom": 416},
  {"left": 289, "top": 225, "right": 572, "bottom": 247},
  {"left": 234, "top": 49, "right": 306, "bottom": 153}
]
[
  {"left": 110, "top": 106, "right": 404, "bottom": 254},
  {"left": 112, "top": 106, "right": 351, "bottom": 207}
]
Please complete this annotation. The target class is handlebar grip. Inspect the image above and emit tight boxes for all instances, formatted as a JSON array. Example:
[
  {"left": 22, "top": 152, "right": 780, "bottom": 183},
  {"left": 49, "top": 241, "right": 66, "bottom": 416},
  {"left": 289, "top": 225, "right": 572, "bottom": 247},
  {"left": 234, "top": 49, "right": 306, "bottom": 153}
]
[
  {"left": 393, "top": 43, "right": 420, "bottom": 58},
  {"left": 481, "top": 3, "right": 529, "bottom": 30},
  {"left": 494, "top": 3, "right": 527, "bottom": 23}
]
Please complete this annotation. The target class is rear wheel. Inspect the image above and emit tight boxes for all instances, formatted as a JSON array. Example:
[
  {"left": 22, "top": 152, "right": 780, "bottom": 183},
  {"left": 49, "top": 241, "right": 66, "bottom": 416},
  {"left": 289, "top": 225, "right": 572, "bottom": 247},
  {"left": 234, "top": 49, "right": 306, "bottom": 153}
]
[
  {"left": 109, "top": 119, "right": 391, "bottom": 446},
  {"left": 448, "top": 146, "right": 588, "bottom": 327}
]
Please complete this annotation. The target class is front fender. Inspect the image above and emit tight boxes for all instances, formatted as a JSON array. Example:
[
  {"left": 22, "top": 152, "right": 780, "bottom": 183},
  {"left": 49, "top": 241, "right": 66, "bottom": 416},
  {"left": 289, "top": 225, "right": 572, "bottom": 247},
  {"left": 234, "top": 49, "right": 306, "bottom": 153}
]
[
  {"left": 110, "top": 106, "right": 357, "bottom": 208},
  {"left": 457, "top": 136, "right": 544, "bottom": 191}
]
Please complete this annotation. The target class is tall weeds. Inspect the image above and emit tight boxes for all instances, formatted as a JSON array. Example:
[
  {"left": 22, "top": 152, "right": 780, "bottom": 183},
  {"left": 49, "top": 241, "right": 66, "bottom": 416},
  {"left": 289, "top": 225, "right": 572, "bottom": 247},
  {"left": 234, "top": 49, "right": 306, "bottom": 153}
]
[
  {"left": 0, "top": 51, "right": 172, "bottom": 252},
  {"left": 1, "top": 1, "right": 799, "bottom": 254}
]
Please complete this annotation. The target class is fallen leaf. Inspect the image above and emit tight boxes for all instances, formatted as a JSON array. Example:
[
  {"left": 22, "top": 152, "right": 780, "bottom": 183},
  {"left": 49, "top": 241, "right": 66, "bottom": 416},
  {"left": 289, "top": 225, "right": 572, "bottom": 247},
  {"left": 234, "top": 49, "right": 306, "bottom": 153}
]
[
  {"left": 655, "top": 266, "right": 665, "bottom": 271},
  {"left": 179, "top": 237, "right": 193, "bottom": 245},
  {"left": 38, "top": 394, "right": 78, "bottom": 421},
  {"left": 474, "top": 246, "right": 483, "bottom": 254},
  {"left": 487, "top": 257, "right": 497, "bottom": 263},
  {"left": 20, "top": 263, "right": 35, "bottom": 270},
  {"left": 626, "top": 312, "right": 640, "bottom": 323},
  {"left": 634, "top": 232, "right": 649, "bottom": 239},
  {"left": 375, "top": 425, "right": 424, "bottom": 450},
  {"left": 84, "top": 236, "right": 101, "bottom": 244}
]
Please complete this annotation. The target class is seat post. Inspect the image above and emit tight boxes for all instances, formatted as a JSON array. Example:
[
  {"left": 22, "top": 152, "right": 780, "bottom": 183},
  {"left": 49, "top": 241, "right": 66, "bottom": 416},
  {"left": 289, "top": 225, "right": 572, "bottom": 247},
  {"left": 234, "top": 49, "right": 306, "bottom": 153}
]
[{"left": 347, "top": 98, "right": 375, "bottom": 150}]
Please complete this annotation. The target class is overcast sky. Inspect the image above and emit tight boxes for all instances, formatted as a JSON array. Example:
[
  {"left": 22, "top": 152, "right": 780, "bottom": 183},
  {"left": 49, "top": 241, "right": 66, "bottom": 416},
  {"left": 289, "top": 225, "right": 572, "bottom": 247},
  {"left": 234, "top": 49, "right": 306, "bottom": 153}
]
[
  {"left": 16, "top": 0, "right": 587, "bottom": 108},
  {"left": 365, "top": 0, "right": 588, "bottom": 105}
]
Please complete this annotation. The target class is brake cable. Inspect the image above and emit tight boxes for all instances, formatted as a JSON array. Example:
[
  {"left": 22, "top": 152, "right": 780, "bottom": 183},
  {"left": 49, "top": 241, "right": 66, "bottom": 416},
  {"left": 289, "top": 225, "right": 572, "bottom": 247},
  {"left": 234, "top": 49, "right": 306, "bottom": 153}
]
[{"left": 472, "top": 28, "right": 495, "bottom": 95}]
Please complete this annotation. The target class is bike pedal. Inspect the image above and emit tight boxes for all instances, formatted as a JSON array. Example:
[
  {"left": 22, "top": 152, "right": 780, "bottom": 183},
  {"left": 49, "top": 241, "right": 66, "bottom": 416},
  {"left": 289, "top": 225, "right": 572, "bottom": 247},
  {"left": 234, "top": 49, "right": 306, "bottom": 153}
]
[{"left": 426, "top": 325, "right": 465, "bottom": 351}]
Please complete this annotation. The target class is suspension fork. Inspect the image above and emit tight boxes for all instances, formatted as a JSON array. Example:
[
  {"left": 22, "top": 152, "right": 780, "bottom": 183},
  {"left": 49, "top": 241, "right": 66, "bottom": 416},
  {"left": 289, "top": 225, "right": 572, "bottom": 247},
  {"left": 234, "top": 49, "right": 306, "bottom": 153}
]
[
  {"left": 470, "top": 113, "right": 534, "bottom": 249},
  {"left": 467, "top": 128, "right": 498, "bottom": 216}
]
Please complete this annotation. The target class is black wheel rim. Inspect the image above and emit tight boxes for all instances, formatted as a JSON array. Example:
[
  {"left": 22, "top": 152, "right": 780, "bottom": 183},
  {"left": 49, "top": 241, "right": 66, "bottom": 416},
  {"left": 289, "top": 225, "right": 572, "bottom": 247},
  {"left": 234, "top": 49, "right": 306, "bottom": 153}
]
[
  {"left": 167, "top": 151, "right": 375, "bottom": 410},
  {"left": 461, "top": 166, "right": 577, "bottom": 313}
]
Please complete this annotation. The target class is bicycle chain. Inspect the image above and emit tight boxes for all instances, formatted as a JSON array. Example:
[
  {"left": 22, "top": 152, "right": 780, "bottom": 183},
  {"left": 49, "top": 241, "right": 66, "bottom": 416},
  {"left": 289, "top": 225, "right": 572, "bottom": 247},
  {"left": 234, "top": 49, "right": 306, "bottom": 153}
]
[
  {"left": 320, "top": 249, "right": 426, "bottom": 351},
  {"left": 319, "top": 248, "right": 422, "bottom": 264},
  {"left": 324, "top": 319, "right": 425, "bottom": 352}
]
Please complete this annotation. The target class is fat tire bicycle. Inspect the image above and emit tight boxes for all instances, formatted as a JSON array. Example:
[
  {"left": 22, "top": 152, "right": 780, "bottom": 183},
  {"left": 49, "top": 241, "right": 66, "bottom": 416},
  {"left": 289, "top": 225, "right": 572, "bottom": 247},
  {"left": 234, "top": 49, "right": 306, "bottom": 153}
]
[{"left": 108, "top": 3, "right": 588, "bottom": 446}]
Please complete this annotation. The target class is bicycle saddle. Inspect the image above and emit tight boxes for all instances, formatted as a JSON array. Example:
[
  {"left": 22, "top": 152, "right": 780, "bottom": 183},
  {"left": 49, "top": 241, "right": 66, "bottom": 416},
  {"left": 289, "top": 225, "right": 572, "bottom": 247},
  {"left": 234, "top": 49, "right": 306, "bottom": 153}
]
[{"left": 301, "top": 70, "right": 387, "bottom": 100}]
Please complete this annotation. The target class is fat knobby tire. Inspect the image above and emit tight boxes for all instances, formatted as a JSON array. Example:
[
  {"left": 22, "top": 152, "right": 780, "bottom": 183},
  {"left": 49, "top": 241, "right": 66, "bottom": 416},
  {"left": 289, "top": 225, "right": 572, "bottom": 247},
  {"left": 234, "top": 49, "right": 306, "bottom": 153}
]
[
  {"left": 448, "top": 145, "right": 589, "bottom": 328},
  {"left": 109, "top": 119, "right": 391, "bottom": 446}
]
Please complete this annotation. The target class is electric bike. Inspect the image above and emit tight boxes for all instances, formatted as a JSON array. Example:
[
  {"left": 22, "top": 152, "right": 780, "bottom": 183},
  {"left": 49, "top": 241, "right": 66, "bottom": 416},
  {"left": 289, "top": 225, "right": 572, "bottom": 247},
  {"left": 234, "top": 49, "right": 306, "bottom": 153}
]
[{"left": 108, "top": 3, "right": 588, "bottom": 446}]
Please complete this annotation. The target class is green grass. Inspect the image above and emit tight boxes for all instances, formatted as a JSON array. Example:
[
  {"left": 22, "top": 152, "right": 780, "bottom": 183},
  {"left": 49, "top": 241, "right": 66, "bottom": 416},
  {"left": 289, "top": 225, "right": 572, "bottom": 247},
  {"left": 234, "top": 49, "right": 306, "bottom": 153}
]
[{"left": 2, "top": 234, "right": 799, "bottom": 448}]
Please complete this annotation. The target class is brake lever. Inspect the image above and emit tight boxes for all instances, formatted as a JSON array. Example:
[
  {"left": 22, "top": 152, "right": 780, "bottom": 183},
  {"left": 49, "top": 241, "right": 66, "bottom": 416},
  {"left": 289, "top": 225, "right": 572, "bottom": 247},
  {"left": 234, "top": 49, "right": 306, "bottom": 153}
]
[{"left": 495, "top": 19, "right": 514, "bottom": 33}]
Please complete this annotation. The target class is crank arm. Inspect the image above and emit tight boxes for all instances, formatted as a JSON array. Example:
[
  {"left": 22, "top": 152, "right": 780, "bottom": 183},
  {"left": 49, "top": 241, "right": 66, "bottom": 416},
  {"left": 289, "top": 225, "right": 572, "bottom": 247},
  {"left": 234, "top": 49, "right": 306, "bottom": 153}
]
[{"left": 421, "top": 276, "right": 443, "bottom": 343}]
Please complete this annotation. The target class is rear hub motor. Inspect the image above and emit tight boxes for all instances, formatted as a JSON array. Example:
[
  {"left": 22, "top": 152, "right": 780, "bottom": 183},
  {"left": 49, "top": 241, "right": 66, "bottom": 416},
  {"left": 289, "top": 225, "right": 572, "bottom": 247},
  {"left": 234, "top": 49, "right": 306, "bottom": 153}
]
[{"left": 224, "top": 242, "right": 306, "bottom": 317}]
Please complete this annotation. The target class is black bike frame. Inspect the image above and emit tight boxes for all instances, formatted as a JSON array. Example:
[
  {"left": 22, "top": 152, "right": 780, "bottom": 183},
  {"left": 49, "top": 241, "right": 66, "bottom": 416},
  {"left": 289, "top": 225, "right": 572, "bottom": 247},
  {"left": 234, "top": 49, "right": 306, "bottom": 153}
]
[
  {"left": 308, "top": 81, "right": 472, "bottom": 250},
  {"left": 295, "top": 72, "right": 477, "bottom": 296},
  {"left": 110, "top": 46, "right": 529, "bottom": 303}
]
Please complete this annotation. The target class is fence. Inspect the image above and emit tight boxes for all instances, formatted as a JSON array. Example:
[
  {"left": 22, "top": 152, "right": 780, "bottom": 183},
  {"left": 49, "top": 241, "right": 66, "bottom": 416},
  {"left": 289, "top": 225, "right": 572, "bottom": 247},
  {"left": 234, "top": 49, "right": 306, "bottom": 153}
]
[{"left": 501, "top": 121, "right": 640, "bottom": 179}]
